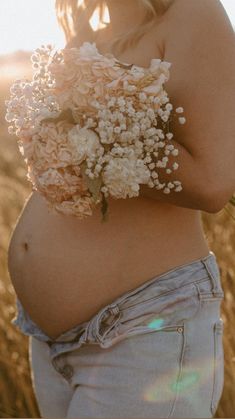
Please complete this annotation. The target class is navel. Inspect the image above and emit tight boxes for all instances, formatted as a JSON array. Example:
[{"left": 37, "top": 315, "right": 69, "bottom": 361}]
[{"left": 22, "top": 242, "right": 29, "bottom": 251}]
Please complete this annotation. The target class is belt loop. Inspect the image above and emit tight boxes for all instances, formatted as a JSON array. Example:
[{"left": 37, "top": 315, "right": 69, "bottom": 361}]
[
  {"left": 51, "top": 353, "right": 64, "bottom": 373},
  {"left": 110, "top": 304, "right": 120, "bottom": 315},
  {"left": 94, "top": 304, "right": 121, "bottom": 344},
  {"left": 201, "top": 253, "right": 220, "bottom": 295}
]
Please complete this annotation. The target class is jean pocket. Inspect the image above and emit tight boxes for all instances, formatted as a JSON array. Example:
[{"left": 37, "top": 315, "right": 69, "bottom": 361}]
[
  {"left": 211, "top": 318, "right": 224, "bottom": 417},
  {"left": 142, "top": 323, "right": 186, "bottom": 419}
]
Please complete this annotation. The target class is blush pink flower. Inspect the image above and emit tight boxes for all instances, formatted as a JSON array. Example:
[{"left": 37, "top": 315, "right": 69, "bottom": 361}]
[{"left": 6, "top": 41, "right": 185, "bottom": 219}]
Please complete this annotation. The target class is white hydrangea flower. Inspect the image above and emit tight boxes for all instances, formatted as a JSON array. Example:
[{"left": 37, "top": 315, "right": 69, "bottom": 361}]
[
  {"left": 149, "top": 58, "right": 162, "bottom": 71},
  {"left": 6, "top": 40, "right": 185, "bottom": 219},
  {"left": 79, "top": 42, "right": 103, "bottom": 61},
  {"left": 103, "top": 157, "right": 150, "bottom": 199},
  {"left": 68, "top": 126, "right": 103, "bottom": 164}
]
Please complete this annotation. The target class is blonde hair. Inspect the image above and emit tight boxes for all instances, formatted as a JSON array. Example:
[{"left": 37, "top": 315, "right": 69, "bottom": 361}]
[{"left": 56, "top": 0, "right": 174, "bottom": 54}]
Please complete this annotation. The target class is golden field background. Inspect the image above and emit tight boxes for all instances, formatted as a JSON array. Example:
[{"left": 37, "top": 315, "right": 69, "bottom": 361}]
[{"left": 0, "top": 52, "right": 235, "bottom": 418}]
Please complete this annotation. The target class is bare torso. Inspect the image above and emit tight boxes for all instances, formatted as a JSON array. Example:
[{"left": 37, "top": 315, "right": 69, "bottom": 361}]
[{"left": 7, "top": 14, "right": 210, "bottom": 340}]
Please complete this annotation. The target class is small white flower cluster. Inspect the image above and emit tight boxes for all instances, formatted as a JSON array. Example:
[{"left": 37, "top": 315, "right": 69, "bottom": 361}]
[{"left": 5, "top": 41, "right": 186, "bottom": 220}]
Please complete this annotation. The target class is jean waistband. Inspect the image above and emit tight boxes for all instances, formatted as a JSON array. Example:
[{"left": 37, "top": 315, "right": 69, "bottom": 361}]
[{"left": 12, "top": 251, "right": 223, "bottom": 357}]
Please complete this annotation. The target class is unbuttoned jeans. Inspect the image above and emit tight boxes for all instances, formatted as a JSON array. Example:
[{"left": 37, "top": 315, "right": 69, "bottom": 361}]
[{"left": 12, "top": 251, "right": 225, "bottom": 418}]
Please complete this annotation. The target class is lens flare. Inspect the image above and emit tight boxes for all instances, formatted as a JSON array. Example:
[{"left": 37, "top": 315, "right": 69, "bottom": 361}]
[
  {"left": 89, "top": 4, "right": 110, "bottom": 32},
  {"left": 143, "top": 357, "right": 214, "bottom": 403},
  {"left": 171, "top": 371, "right": 200, "bottom": 392},
  {"left": 147, "top": 317, "right": 165, "bottom": 330}
]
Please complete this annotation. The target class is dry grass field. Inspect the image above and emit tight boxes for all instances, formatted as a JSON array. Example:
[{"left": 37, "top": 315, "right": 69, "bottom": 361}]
[{"left": 0, "top": 52, "right": 235, "bottom": 418}]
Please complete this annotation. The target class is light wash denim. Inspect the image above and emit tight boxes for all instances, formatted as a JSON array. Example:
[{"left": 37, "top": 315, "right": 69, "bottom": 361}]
[{"left": 11, "top": 251, "right": 225, "bottom": 418}]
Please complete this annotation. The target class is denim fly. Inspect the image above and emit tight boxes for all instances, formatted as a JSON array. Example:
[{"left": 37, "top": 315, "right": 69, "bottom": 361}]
[{"left": 11, "top": 250, "right": 224, "bottom": 367}]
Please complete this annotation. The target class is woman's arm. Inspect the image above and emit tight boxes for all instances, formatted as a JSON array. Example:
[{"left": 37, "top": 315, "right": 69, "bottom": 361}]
[{"left": 139, "top": 0, "right": 235, "bottom": 213}]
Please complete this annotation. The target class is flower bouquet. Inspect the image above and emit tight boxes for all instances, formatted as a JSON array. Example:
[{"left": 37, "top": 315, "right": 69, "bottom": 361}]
[{"left": 5, "top": 41, "right": 186, "bottom": 221}]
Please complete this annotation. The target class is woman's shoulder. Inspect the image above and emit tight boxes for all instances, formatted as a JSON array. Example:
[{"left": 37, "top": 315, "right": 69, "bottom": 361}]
[{"left": 162, "top": 0, "right": 234, "bottom": 41}]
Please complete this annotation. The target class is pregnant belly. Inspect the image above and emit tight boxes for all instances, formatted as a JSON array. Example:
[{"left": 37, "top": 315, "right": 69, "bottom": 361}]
[{"left": 8, "top": 191, "right": 209, "bottom": 340}]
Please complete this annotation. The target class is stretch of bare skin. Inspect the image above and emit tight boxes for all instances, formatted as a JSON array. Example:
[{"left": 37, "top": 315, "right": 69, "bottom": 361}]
[{"left": 8, "top": 2, "right": 211, "bottom": 340}]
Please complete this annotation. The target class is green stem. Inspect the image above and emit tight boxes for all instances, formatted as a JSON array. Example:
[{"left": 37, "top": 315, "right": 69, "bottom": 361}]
[
  {"left": 101, "top": 194, "right": 109, "bottom": 222},
  {"left": 229, "top": 195, "right": 235, "bottom": 206}
]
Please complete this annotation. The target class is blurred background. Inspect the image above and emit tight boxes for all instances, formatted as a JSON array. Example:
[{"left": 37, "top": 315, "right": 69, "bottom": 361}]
[{"left": 0, "top": 0, "right": 235, "bottom": 417}]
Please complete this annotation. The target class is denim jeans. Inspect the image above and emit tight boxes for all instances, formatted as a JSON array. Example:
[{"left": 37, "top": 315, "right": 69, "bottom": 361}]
[{"left": 11, "top": 251, "right": 224, "bottom": 418}]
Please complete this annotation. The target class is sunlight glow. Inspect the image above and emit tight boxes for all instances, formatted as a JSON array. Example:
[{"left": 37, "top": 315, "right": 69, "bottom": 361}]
[
  {"left": 221, "top": 0, "right": 235, "bottom": 26},
  {"left": 0, "top": 0, "right": 66, "bottom": 55},
  {"left": 89, "top": 5, "right": 110, "bottom": 32},
  {"left": 78, "top": 0, "right": 86, "bottom": 8},
  {"left": 0, "top": 0, "right": 234, "bottom": 55}
]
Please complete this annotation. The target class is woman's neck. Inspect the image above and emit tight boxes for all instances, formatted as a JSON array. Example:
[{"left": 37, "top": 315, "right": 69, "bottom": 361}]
[{"left": 96, "top": 0, "right": 147, "bottom": 41}]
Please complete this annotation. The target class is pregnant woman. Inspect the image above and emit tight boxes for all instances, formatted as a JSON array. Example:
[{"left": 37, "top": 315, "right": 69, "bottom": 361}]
[{"left": 7, "top": 0, "right": 235, "bottom": 417}]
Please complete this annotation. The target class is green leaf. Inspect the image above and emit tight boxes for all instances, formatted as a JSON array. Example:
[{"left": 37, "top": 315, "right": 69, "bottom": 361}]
[
  {"left": 80, "top": 162, "right": 102, "bottom": 204},
  {"left": 88, "top": 176, "right": 103, "bottom": 203},
  {"left": 42, "top": 108, "right": 75, "bottom": 124},
  {"left": 101, "top": 194, "right": 109, "bottom": 222},
  {"left": 229, "top": 195, "right": 235, "bottom": 206}
]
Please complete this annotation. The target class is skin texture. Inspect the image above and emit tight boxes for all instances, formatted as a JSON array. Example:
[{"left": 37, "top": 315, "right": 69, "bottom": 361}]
[
  {"left": 140, "top": 0, "right": 235, "bottom": 212},
  {"left": 8, "top": 0, "right": 234, "bottom": 340}
]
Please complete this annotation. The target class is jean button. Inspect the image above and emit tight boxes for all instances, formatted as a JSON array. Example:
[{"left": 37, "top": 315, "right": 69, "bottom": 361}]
[
  {"left": 60, "top": 364, "right": 74, "bottom": 379},
  {"left": 177, "top": 327, "right": 183, "bottom": 333}
]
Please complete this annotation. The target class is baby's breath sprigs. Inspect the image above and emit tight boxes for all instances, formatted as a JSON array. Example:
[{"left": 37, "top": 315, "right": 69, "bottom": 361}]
[{"left": 5, "top": 41, "right": 186, "bottom": 221}]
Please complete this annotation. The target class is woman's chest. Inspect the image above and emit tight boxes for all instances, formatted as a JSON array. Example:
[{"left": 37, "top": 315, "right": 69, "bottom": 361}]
[{"left": 70, "top": 19, "right": 166, "bottom": 70}]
